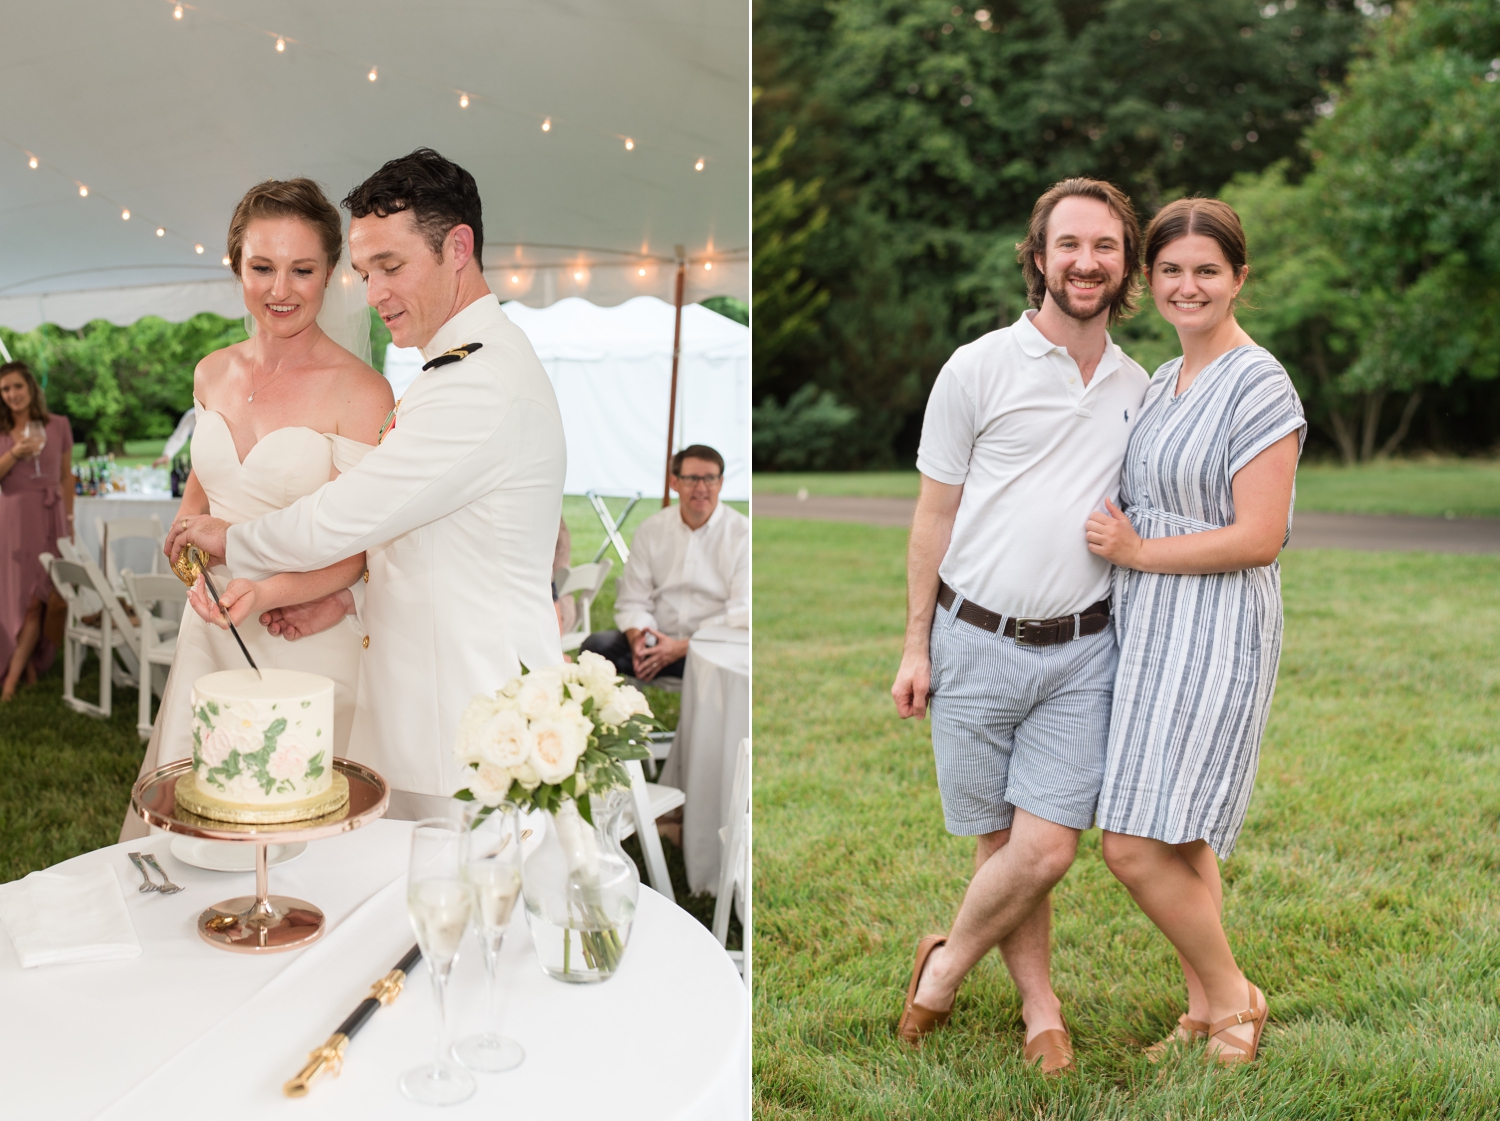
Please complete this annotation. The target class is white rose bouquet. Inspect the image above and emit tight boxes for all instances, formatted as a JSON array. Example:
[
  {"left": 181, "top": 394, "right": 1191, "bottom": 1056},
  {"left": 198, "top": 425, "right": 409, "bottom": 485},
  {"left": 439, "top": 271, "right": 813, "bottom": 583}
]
[{"left": 452, "top": 651, "right": 659, "bottom": 826}]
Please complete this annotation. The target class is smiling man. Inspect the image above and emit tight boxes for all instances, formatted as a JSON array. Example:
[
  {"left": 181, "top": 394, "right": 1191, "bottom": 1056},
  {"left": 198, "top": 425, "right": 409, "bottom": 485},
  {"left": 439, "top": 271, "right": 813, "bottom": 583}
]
[
  {"left": 169, "top": 148, "right": 566, "bottom": 798},
  {"left": 890, "top": 179, "right": 1150, "bottom": 1072}
]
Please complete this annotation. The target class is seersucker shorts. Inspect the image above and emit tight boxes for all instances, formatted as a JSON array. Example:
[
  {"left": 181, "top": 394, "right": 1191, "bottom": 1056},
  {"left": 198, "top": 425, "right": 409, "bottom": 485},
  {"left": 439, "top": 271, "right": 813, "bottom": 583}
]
[{"left": 927, "top": 591, "right": 1117, "bottom": 835}]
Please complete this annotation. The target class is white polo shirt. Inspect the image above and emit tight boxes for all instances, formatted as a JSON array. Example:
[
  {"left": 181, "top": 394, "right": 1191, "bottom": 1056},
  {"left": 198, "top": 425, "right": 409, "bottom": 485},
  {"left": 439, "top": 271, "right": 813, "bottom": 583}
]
[{"left": 916, "top": 310, "right": 1150, "bottom": 620}]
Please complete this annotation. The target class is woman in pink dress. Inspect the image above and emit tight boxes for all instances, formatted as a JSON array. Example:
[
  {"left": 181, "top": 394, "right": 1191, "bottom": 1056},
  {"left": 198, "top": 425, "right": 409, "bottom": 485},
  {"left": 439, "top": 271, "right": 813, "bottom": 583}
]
[{"left": 0, "top": 361, "right": 74, "bottom": 701}]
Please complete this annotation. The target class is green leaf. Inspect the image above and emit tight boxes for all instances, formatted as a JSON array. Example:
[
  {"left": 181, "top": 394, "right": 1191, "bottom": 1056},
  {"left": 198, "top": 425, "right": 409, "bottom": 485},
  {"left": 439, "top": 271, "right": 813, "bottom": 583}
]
[
  {"left": 262, "top": 717, "right": 287, "bottom": 753},
  {"left": 304, "top": 751, "right": 325, "bottom": 781},
  {"left": 575, "top": 794, "right": 594, "bottom": 827},
  {"left": 454, "top": 788, "right": 476, "bottom": 802}
]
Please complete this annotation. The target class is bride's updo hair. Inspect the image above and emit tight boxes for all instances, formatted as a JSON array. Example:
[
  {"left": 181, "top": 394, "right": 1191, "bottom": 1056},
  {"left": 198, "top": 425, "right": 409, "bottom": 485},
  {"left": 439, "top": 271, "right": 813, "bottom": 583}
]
[{"left": 225, "top": 178, "right": 343, "bottom": 276}]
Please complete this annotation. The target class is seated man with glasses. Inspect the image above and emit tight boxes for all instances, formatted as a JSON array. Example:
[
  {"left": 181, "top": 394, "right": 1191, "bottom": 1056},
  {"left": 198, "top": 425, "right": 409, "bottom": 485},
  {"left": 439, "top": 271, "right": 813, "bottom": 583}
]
[{"left": 581, "top": 444, "right": 748, "bottom": 682}]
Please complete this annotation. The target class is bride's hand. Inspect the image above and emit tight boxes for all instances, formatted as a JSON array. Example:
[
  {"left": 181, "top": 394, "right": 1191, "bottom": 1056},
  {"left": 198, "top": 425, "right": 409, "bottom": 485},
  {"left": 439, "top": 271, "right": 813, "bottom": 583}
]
[
  {"left": 188, "top": 577, "right": 260, "bottom": 629},
  {"left": 187, "top": 577, "right": 228, "bottom": 630}
]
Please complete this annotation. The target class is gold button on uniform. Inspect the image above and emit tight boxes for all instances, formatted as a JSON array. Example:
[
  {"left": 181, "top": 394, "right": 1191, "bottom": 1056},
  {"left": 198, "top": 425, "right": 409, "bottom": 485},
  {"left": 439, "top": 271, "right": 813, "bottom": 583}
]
[
  {"left": 362, "top": 569, "right": 369, "bottom": 583},
  {"left": 362, "top": 635, "right": 370, "bottom": 649}
]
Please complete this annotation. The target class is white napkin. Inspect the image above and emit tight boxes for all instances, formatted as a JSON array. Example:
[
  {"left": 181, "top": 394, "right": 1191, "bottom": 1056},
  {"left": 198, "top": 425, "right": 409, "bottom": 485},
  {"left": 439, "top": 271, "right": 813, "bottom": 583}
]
[{"left": 0, "top": 863, "right": 142, "bottom": 968}]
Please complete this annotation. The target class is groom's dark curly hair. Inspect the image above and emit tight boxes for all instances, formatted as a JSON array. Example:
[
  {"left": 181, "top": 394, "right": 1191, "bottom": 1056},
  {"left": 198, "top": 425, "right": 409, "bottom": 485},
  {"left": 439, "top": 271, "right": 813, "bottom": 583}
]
[{"left": 343, "top": 148, "right": 485, "bottom": 269}]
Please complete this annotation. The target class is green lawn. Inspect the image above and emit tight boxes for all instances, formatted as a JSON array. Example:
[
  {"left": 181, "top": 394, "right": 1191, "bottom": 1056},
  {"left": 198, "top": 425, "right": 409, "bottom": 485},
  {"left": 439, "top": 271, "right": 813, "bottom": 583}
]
[
  {"left": 754, "top": 459, "right": 1500, "bottom": 518},
  {"left": 753, "top": 517, "right": 1500, "bottom": 1119}
]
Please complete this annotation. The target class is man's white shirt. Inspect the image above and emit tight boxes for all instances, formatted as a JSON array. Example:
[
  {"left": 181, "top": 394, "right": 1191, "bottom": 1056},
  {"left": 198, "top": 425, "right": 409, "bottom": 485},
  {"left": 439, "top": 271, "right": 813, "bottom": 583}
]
[
  {"left": 916, "top": 309, "right": 1150, "bottom": 620},
  {"left": 613, "top": 502, "right": 749, "bottom": 637},
  {"left": 225, "top": 293, "right": 566, "bottom": 797}
]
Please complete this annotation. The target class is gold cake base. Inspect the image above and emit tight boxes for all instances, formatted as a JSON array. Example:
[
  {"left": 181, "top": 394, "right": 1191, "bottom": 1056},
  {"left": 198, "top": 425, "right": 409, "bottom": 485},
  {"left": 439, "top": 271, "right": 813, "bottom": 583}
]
[{"left": 176, "top": 772, "right": 350, "bottom": 825}]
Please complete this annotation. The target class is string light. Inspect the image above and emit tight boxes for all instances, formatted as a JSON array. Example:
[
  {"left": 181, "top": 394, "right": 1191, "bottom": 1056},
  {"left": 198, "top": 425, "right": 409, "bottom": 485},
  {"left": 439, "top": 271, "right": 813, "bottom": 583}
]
[
  {"left": 624, "top": 138, "right": 634, "bottom": 150},
  {"left": 156, "top": 227, "right": 165, "bottom": 237},
  {"left": 694, "top": 158, "right": 705, "bottom": 171},
  {"left": 541, "top": 118, "right": 551, "bottom": 132},
  {"left": 78, "top": 185, "right": 88, "bottom": 197},
  {"left": 510, "top": 275, "right": 519, "bottom": 284},
  {"left": 574, "top": 271, "right": 584, "bottom": 280},
  {"left": 368, "top": 67, "right": 378, "bottom": 82},
  {"left": 194, "top": 244, "right": 204, "bottom": 254},
  {"left": 173, "top": 3, "right": 183, "bottom": 18},
  {"left": 222, "top": 256, "right": 231, "bottom": 266},
  {"left": 275, "top": 37, "right": 285, "bottom": 52},
  {"left": 121, "top": 209, "right": 130, "bottom": 220},
  {"left": 459, "top": 93, "right": 469, "bottom": 108},
  {"left": 638, "top": 268, "right": 646, "bottom": 276},
  {"left": 28, "top": 156, "right": 38, "bottom": 169},
  {"left": 704, "top": 261, "right": 713, "bottom": 271}
]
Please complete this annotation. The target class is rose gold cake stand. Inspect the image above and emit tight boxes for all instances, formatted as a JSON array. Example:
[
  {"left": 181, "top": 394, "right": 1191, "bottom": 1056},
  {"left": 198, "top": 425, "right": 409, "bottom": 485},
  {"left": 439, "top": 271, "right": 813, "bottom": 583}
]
[{"left": 131, "top": 758, "right": 390, "bottom": 954}]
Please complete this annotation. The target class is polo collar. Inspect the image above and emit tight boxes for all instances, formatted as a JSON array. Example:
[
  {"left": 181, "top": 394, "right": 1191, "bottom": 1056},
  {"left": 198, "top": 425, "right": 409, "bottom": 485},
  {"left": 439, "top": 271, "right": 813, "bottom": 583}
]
[
  {"left": 1014, "top": 308, "right": 1123, "bottom": 382},
  {"left": 421, "top": 294, "right": 502, "bottom": 363}
]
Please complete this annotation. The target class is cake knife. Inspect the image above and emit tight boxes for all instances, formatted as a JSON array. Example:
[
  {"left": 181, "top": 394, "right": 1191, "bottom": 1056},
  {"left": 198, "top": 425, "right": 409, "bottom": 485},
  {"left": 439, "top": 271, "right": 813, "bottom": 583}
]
[
  {"left": 178, "top": 545, "right": 261, "bottom": 679},
  {"left": 284, "top": 943, "right": 423, "bottom": 1097}
]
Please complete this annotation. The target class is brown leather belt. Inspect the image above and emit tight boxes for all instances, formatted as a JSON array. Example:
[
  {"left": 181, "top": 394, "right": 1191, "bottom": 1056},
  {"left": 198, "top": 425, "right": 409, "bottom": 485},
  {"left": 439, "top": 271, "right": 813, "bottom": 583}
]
[{"left": 937, "top": 582, "right": 1110, "bottom": 646}]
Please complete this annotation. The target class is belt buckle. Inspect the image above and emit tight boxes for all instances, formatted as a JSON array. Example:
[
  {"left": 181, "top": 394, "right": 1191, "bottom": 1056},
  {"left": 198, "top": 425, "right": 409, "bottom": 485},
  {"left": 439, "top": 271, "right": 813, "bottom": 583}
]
[{"left": 1012, "top": 618, "right": 1044, "bottom": 645}]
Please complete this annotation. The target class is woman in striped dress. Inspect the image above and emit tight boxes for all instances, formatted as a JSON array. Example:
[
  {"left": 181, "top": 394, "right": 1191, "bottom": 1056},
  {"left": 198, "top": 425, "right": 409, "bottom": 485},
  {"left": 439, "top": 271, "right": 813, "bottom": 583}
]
[{"left": 1085, "top": 198, "right": 1305, "bottom": 1065}]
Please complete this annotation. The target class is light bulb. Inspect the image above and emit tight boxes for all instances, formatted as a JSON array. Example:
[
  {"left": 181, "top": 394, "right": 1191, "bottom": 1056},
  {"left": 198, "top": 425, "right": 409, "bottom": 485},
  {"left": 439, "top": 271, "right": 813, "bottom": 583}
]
[
  {"left": 195, "top": 244, "right": 204, "bottom": 254},
  {"left": 28, "top": 156, "right": 38, "bottom": 169},
  {"left": 275, "top": 37, "right": 285, "bottom": 52},
  {"left": 574, "top": 271, "right": 583, "bottom": 280},
  {"left": 222, "top": 256, "right": 231, "bottom": 266},
  {"left": 704, "top": 261, "right": 713, "bottom": 271},
  {"left": 638, "top": 268, "right": 646, "bottom": 276},
  {"left": 368, "top": 67, "right": 378, "bottom": 82},
  {"left": 694, "top": 158, "right": 705, "bottom": 171},
  {"left": 624, "top": 138, "right": 634, "bottom": 150},
  {"left": 542, "top": 118, "right": 551, "bottom": 132},
  {"left": 459, "top": 93, "right": 469, "bottom": 108},
  {"left": 156, "top": 227, "right": 165, "bottom": 237},
  {"left": 121, "top": 209, "right": 130, "bottom": 220},
  {"left": 78, "top": 185, "right": 88, "bottom": 197},
  {"left": 510, "top": 275, "right": 519, "bottom": 284},
  {"left": 174, "top": 3, "right": 183, "bottom": 17}
]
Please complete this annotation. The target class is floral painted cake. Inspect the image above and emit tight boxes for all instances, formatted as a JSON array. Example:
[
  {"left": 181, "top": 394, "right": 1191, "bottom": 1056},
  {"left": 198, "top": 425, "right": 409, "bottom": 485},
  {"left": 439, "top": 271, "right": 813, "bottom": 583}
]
[{"left": 181, "top": 669, "right": 341, "bottom": 822}]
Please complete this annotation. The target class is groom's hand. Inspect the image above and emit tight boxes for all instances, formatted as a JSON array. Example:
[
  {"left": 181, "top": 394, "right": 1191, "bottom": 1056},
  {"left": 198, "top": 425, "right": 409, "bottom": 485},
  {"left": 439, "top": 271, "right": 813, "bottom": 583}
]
[
  {"left": 261, "top": 589, "right": 355, "bottom": 642},
  {"left": 166, "top": 514, "right": 229, "bottom": 568}
]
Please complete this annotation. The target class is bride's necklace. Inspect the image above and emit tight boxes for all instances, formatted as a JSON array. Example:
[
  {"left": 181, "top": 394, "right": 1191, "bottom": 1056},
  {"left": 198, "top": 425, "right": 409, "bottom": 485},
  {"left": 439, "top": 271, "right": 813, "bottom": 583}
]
[{"left": 247, "top": 366, "right": 291, "bottom": 403}]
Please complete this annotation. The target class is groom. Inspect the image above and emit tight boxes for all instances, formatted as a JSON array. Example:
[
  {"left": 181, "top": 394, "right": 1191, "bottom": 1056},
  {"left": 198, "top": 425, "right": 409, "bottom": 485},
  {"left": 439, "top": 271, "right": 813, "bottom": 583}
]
[{"left": 169, "top": 148, "right": 565, "bottom": 798}]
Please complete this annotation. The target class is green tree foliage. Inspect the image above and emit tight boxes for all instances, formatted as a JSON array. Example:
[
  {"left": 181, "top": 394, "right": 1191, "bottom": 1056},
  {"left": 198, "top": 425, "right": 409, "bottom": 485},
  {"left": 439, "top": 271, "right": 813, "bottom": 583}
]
[
  {"left": 1229, "top": 1, "right": 1500, "bottom": 461},
  {"left": 0, "top": 315, "right": 246, "bottom": 455},
  {"left": 754, "top": 0, "right": 1368, "bottom": 466}
]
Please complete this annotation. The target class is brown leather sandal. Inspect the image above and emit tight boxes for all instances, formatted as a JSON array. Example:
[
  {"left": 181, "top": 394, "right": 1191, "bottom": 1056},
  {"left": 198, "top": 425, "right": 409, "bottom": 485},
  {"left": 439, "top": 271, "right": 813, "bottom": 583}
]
[
  {"left": 896, "top": 935, "right": 951, "bottom": 1045},
  {"left": 1206, "top": 982, "right": 1267, "bottom": 1066},
  {"left": 1022, "top": 1026, "right": 1075, "bottom": 1076},
  {"left": 1144, "top": 1014, "right": 1209, "bottom": 1062}
]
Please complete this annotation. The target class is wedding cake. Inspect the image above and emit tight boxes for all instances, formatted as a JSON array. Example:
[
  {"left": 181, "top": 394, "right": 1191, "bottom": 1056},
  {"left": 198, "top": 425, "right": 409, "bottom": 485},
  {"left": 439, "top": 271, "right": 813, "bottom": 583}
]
[{"left": 175, "top": 668, "right": 348, "bottom": 824}]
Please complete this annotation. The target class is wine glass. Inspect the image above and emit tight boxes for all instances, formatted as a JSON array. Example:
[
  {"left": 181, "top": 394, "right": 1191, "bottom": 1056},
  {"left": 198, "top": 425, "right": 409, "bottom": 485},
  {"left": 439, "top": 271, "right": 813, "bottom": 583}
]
[
  {"left": 21, "top": 420, "right": 44, "bottom": 477},
  {"left": 401, "top": 819, "right": 476, "bottom": 1105},
  {"left": 454, "top": 801, "right": 526, "bottom": 1072}
]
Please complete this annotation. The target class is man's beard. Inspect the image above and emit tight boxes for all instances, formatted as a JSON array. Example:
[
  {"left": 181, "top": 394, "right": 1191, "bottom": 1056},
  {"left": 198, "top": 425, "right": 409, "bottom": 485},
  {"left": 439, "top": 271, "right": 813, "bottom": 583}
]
[{"left": 1044, "top": 269, "right": 1122, "bottom": 323}]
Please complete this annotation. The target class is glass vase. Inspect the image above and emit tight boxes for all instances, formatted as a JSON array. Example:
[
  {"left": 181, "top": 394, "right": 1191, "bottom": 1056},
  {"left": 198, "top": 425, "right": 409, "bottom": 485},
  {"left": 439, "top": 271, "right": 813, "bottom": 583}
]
[{"left": 522, "top": 790, "right": 639, "bottom": 983}]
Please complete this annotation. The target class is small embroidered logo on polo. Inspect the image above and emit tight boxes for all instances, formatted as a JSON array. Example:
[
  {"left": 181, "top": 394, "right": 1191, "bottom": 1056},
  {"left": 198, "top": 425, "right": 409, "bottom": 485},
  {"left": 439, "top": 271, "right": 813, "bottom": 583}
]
[{"left": 1124, "top": 409, "right": 1130, "bottom": 422}]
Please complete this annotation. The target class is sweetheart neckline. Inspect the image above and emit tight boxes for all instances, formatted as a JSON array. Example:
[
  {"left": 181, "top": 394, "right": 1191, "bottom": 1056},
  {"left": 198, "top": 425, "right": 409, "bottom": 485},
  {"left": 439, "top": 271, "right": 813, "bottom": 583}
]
[{"left": 195, "top": 405, "right": 336, "bottom": 468}]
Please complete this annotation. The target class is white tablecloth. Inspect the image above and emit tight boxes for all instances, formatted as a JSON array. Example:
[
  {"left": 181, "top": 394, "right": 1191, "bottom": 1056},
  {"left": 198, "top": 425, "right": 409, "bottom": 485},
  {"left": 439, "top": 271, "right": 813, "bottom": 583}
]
[
  {"left": 74, "top": 495, "right": 180, "bottom": 577},
  {"left": 0, "top": 819, "right": 748, "bottom": 1120},
  {"left": 661, "top": 626, "right": 750, "bottom": 893}
]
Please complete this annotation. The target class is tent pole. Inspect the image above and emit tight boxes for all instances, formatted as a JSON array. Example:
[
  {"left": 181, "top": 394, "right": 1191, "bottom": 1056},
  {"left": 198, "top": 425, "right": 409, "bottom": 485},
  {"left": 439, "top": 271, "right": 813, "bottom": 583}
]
[{"left": 663, "top": 248, "right": 686, "bottom": 508}]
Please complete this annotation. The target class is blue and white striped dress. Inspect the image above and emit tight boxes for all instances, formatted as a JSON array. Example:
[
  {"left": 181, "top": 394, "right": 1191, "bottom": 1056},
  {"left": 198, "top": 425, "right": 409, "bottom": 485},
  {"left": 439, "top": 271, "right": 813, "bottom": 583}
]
[{"left": 1096, "top": 345, "right": 1306, "bottom": 857}]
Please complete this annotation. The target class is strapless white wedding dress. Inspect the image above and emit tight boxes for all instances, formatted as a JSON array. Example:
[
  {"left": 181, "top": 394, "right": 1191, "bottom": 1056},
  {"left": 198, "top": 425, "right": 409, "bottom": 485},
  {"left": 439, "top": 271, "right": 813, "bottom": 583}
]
[{"left": 124, "top": 404, "right": 371, "bottom": 830}]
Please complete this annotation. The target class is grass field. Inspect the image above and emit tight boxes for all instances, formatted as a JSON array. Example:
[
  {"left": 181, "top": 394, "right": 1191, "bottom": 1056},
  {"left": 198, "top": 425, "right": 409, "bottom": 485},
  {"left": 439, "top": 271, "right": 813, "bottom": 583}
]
[
  {"left": 754, "top": 459, "right": 1500, "bottom": 519},
  {"left": 753, "top": 517, "right": 1500, "bottom": 1119}
]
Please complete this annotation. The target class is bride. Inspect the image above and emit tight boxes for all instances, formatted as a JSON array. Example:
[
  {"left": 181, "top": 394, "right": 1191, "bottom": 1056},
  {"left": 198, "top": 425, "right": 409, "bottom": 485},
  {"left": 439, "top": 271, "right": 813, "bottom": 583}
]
[{"left": 120, "top": 177, "right": 393, "bottom": 840}]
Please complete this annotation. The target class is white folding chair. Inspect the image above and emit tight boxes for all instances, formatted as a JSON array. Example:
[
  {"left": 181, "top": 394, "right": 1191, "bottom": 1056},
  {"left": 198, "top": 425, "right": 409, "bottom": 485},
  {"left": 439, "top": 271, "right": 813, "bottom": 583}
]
[
  {"left": 713, "top": 737, "right": 750, "bottom": 979},
  {"left": 43, "top": 554, "right": 139, "bottom": 718},
  {"left": 121, "top": 570, "right": 187, "bottom": 740},
  {"left": 55, "top": 536, "right": 84, "bottom": 563},
  {"left": 557, "top": 558, "right": 613, "bottom": 653},
  {"left": 614, "top": 758, "right": 685, "bottom": 898},
  {"left": 97, "top": 515, "right": 166, "bottom": 592}
]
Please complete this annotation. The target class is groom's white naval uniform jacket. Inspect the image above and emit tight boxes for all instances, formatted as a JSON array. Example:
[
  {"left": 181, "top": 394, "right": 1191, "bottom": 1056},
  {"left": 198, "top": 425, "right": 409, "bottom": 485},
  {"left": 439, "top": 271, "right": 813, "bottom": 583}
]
[{"left": 225, "top": 294, "right": 566, "bottom": 797}]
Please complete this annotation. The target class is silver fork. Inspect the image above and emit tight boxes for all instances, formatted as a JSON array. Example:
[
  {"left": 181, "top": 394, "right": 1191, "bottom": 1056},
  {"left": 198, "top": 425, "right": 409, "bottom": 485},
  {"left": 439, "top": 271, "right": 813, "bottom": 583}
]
[
  {"left": 140, "top": 854, "right": 184, "bottom": 894},
  {"left": 127, "top": 852, "right": 159, "bottom": 893}
]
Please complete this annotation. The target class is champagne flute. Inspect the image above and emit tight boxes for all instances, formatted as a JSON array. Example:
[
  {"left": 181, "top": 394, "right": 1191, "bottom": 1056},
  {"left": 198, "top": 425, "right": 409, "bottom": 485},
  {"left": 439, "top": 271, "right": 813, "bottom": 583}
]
[
  {"left": 22, "top": 420, "right": 44, "bottom": 477},
  {"left": 400, "top": 819, "right": 477, "bottom": 1106},
  {"left": 454, "top": 801, "right": 526, "bottom": 1072}
]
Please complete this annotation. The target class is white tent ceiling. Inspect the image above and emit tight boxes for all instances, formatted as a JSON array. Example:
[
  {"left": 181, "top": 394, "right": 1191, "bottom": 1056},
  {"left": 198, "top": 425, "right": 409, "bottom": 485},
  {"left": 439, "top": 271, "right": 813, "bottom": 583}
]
[{"left": 0, "top": 0, "right": 748, "bottom": 330}]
